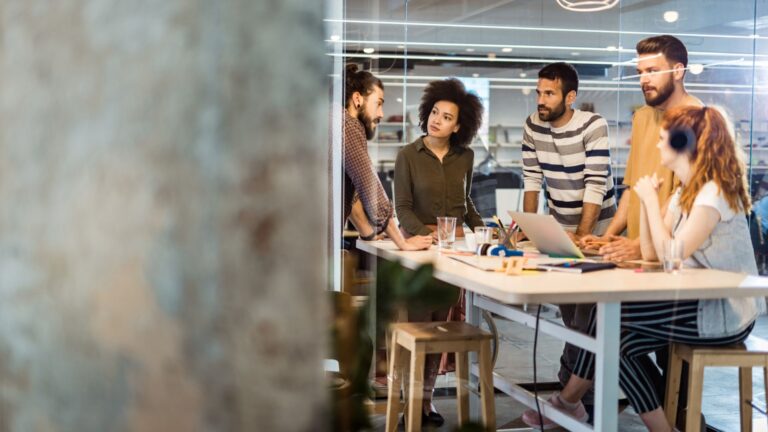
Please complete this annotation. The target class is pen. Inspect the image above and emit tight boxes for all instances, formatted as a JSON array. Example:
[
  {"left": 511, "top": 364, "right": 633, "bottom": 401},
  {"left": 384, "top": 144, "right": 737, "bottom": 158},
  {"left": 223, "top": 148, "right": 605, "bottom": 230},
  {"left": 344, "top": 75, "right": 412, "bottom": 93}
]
[{"left": 492, "top": 215, "right": 508, "bottom": 238}]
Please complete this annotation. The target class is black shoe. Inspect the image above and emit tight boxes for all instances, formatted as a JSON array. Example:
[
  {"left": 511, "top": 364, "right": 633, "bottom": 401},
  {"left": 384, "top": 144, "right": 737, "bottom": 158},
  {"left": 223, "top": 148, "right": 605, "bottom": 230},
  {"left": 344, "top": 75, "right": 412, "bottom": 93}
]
[
  {"left": 424, "top": 410, "right": 444, "bottom": 427},
  {"left": 399, "top": 410, "right": 445, "bottom": 429}
]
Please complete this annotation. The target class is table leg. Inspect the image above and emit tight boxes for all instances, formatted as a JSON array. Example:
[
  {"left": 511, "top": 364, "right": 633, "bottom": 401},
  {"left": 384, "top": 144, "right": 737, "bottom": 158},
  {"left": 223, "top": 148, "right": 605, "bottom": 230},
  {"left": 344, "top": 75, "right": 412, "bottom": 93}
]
[
  {"left": 465, "top": 290, "right": 481, "bottom": 420},
  {"left": 594, "top": 302, "right": 620, "bottom": 432}
]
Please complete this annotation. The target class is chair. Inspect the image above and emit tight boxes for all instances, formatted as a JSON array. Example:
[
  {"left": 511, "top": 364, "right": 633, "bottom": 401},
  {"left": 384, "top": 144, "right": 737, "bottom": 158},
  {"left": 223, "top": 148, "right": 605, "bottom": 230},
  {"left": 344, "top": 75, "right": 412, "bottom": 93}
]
[
  {"left": 384, "top": 321, "right": 496, "bottom": 432},
  {"left": 665, "top": 335, "right": 768, "bottom": 432}
]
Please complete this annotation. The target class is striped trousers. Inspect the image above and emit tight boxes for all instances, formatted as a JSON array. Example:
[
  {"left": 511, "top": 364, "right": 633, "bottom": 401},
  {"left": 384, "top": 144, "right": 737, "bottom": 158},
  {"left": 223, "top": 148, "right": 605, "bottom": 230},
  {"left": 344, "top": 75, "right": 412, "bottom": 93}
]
[{"left": 572, "top": 300, "right": 754, "bottom": 414}]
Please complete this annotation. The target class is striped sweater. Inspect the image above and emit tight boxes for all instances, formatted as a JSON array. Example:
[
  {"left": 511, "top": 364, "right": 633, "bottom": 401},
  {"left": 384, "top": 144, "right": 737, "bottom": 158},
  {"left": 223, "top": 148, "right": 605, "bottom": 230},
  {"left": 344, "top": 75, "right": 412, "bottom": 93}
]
[{"left": 521, "top": 109, "right": 616, "bottom": 234}]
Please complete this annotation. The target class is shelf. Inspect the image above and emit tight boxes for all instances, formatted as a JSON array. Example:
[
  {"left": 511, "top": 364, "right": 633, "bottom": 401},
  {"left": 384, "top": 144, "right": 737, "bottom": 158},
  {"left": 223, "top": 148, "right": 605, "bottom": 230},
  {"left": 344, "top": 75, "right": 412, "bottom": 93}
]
[
  {"left": 370, "top": 142, "right": 405, "bottom": 147},
  {"left": 367, "top": 141, "right": 523, "bottom": 148},
  {"left": 471, "top": 142, "right": 522, "bottom": 148},
  {"left": 491, "top": 161, "right": 627, "bottom": 169},
  {"left": 379, "top": 122, "right": 413, "bottom": 127},
  {"left": 496, "top": 161, "right": 523, "bottom": 167},
  {"left": 606, "top": 120, "right": 633, "bottom": 127}
]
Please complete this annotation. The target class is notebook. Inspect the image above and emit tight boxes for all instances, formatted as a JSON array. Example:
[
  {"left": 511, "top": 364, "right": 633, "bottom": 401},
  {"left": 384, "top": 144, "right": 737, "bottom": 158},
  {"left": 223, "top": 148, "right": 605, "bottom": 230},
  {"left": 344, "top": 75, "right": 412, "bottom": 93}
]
[
  {"left": 537, "top": 261, "right": 617, "bottom": 274},
  {"left": 448, "top": 254, "right": 574, "bottom": 271}
]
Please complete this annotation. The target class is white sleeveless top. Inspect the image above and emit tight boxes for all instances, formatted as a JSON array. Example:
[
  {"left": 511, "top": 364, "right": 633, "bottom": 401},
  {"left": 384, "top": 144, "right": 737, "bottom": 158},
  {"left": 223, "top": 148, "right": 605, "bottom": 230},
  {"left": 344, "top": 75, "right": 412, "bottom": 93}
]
[{"left": 668, "top": 182, "right": 766, "bottom": 337}]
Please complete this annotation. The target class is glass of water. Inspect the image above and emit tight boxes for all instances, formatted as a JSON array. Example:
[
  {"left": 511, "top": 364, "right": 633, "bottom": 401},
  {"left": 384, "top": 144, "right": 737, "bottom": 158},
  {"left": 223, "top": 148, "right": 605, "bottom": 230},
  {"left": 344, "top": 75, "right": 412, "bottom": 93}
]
[
  {"left": 436, "top": 217, "right": 457, "bottom": 249},
  {"left": 474, "top": 226, "right": 493, "bottom": 245},
  {"left": 663, "top": 238, "right": 684, "bottom": 274}
]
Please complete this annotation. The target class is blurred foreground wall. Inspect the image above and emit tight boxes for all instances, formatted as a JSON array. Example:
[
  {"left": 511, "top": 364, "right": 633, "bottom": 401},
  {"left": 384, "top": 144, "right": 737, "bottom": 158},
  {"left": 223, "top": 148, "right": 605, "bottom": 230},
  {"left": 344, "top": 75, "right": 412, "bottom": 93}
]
[{"left": 0, "top": 1, "right": 327, "bottom": 431}]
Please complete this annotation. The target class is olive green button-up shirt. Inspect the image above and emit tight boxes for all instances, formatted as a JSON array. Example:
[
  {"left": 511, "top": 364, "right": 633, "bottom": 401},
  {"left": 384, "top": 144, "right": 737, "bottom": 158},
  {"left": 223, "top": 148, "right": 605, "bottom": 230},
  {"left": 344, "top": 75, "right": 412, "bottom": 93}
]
[{"left": 394, "top": 137, "right": 484, "bottom": 236}]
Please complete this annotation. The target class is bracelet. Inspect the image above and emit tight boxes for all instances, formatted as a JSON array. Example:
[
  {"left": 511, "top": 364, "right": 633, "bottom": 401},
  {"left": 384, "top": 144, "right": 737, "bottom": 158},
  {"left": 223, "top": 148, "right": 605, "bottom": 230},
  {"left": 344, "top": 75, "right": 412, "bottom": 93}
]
[{"left": 359, "top": 231, "right": 376, "bottom": 241}]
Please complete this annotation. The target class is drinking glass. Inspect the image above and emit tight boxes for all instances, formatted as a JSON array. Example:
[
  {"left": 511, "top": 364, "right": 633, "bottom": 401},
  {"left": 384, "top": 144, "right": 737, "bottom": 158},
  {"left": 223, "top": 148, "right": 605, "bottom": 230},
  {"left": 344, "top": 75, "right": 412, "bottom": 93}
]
[
  {"left": 663, "top": 238, "right": 684, "bottom": 274},
  {"left": 436, "top": 217, "right": 457, "bottom": 249},
  {"left": 464, "top": 230, "right": 478, "bottom": 252},
  {"left": 474, "top": 226, "right": 493, "bottom": 245}
]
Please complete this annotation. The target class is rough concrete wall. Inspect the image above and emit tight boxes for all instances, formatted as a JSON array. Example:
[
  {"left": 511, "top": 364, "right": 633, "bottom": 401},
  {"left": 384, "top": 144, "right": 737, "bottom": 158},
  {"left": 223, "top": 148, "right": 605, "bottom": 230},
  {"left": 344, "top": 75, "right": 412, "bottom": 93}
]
[{"left": 0, "top": 1, "right": 327, "bottom": 432}]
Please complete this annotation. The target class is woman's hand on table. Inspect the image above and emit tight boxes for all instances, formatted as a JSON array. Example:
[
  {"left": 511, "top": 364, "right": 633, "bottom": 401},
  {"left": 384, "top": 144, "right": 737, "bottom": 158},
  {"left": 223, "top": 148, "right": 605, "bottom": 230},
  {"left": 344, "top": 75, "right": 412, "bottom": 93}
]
[
  {"left": 600, "top": 235, "right": 642, "bottom": 261},
  {"left": 429, "top": 231, "right": 439, "bottom": 244},
  {"left": 402, "top": 235, "right": 433, "bottom": 251}
]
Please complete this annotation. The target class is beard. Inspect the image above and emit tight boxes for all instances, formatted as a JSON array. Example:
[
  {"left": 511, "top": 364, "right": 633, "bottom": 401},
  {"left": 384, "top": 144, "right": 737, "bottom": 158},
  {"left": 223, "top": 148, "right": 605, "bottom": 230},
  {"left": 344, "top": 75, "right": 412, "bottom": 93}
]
[
  {"left": 643, "top": 76, "right": 675, "bottom": 107},
  {"left": 357, "top": 109, "right": 379, "bottom": 140},
  {"left": 537, "top": 101, "right": 567, "bottom": 123}
]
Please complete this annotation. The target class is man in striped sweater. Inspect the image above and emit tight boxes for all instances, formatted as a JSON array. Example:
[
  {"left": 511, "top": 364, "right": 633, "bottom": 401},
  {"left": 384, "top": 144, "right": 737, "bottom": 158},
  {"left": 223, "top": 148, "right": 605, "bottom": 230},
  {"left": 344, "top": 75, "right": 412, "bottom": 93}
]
[
  {"left": 522, "top": 62, "right": 616, "bottom": 239},
  {"left": 521, "top": 62, "right": 617, "bottom": 414}
]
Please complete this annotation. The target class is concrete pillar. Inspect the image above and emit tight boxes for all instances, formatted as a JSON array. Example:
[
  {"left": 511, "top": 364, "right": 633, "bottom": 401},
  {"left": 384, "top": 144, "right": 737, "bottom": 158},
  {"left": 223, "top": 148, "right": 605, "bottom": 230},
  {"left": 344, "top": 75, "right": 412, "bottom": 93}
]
[{"left": 0, "top": 1, "right": 327, "bottom": 431}]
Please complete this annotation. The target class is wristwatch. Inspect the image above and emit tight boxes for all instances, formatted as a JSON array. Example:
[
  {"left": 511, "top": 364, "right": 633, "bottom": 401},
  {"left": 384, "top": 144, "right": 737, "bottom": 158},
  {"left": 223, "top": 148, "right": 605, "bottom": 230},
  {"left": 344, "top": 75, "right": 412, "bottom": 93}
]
[{"left": 359, "top": 230, "right": 376, "bottom": 241}]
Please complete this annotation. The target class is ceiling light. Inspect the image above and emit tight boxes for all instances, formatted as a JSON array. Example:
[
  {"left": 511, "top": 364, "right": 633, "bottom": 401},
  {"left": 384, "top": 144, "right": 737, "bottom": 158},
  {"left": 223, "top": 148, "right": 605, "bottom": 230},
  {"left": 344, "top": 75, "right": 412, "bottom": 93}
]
[
  {"left": 689, "top": 64, "right": 704, "bottom": 75},
  {"left": 487, "top": 53, "right": 497, "bottom": 59},
  {"left": 663, "top": 11, "right": 679, "bottom": 23},
  {"left": 329, "top": 34, "right": 341, "bottom": 41},
  {"left": 571, "top": 52, "right": 580, "bottom": 56},
  {"left": 396, "top": 97, "right": 403, "bottom": 103},
  {"left": 397, "top": 45, "right": 405, "bottom": 49},
  {"left": 556, "top": 0, "right": 619, "bottom": 12},
  {"left": 502, "top": 47, "right": 513, "bottom": 53},
  {"left": 363, "top": 47, "right": 375, "bottom": 54},
  {"left": 606, "top": 45, "right": 617, "bottom": 51},
  {"left": 522, "top": 88, "right": 532, "bottom": 95},
  {"left": 519, "top": 72, "right": 527, "bottom": 78},
  {"left": 472, "top": 73, "right": 480, "bottom": 78},
  {"left": 327, "top": 18, "right": 763, "bottom": 41},
  {"left": 466, "top": 48, "right": 475, "bottom": 52}
]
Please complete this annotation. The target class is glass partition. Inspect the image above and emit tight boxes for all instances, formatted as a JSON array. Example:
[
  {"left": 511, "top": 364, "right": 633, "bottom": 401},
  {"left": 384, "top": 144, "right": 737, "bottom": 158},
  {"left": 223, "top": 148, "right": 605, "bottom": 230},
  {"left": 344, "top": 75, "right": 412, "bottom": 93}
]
[
  {"left": 334, "top": 2, "right": 408, "bottom": 198},
  {"left": 753, "top": 1, "right": 768, "bottom": 274},
  {"left": 328, "top": 2, "right": 768, "bottom": 430},
  {"left": 330, "top": 0, "right": 768, "bottom": 273},
  {"left": 402, "top": 2, "right": 622, "bottom": 225}
]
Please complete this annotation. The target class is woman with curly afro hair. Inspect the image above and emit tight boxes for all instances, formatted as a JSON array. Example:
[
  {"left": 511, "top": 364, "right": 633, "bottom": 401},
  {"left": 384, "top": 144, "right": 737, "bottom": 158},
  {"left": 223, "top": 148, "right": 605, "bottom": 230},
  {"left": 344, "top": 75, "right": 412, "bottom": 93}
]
[
  {"left": 394, "top": 78, "right": 485, "bottom": 240},
  {"left": 392, "top": 78, "right": 485, "bottom": 427}
]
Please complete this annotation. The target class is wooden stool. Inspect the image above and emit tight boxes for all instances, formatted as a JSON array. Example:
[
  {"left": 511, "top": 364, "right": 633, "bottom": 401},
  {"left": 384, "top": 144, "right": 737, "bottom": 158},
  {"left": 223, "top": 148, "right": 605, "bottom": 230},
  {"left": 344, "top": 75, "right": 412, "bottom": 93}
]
[
  {"left": 384, "top": 321, "right": 495, "bottom": 432},
  {"left": 665, "top": 335, "right": 768, "bottom": 432}
]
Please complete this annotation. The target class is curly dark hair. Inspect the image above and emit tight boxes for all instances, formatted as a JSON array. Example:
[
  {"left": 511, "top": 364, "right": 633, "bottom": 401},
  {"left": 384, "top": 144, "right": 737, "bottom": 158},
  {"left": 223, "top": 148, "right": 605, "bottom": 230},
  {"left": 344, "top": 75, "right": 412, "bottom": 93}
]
[{"left": 418, "top": 78, "right": 483, "bottom": 149}]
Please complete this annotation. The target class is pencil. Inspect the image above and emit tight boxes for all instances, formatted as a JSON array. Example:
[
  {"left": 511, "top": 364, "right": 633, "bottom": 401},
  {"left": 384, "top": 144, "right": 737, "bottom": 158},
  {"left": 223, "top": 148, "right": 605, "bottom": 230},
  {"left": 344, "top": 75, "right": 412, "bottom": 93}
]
[{"left": 492, "top": 215, "right": 507, "bottom": 237}]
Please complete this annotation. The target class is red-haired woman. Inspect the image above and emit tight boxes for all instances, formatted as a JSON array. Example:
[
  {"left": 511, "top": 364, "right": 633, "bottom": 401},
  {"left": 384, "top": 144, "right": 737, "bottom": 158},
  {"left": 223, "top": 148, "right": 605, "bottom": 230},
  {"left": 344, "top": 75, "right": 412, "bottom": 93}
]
[{"left": 523, "top": 105, "right": 766, "bottom": 432}]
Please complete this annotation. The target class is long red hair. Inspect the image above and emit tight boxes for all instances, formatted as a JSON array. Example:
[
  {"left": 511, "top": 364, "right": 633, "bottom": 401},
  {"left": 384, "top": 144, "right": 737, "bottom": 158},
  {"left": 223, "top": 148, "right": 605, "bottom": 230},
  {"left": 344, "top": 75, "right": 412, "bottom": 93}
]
[{"left": 661, "top": 105, "right": 751, "bottom": 214}]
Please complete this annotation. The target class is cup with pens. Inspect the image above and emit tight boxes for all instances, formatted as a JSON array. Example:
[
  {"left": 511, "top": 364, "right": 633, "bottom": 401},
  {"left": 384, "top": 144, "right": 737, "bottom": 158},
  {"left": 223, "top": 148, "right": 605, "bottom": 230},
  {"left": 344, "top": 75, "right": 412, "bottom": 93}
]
[{"left": 492, "top": 215, "right": 519, "bottom": 250}]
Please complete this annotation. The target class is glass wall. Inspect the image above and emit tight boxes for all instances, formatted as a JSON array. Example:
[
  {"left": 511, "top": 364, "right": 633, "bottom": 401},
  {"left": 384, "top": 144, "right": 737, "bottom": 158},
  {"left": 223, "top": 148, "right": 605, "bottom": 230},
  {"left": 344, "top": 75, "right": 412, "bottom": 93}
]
[{"left": 330, "top": 0, "right": 768, "bottom": 272}]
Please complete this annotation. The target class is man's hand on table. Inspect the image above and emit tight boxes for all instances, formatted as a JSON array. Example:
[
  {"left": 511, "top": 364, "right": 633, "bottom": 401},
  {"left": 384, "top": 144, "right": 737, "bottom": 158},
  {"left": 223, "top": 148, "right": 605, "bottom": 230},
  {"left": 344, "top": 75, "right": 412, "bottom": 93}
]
[
  {"left": 566, "top": 231, "right": 590, "bottom": 244},
  {"left": 598, "top": 235, "right": 642, "bottom": 261},
  {"left": 579, "top": 234, "right": 605, "bottom": 248},
  {"left": 579, "top": 234, "right": 610, "bottom": 253}
]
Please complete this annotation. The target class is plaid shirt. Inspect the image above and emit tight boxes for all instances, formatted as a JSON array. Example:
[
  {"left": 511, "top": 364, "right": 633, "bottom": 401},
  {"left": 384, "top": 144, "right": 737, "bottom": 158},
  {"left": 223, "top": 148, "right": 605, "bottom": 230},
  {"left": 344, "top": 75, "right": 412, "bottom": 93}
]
[{"left": 343, "top": 110, "right": 392, "bottom": 233}]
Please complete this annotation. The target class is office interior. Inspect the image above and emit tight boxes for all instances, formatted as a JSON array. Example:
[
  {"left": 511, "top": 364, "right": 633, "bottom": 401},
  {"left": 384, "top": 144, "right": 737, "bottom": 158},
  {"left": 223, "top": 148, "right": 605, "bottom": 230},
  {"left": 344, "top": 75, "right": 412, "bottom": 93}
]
[
  {"left": 329, "top": 0, "right": 768, "bottom": 271},
  {"left": 328, "top": 1, "right": 768, "bottom": 431}
]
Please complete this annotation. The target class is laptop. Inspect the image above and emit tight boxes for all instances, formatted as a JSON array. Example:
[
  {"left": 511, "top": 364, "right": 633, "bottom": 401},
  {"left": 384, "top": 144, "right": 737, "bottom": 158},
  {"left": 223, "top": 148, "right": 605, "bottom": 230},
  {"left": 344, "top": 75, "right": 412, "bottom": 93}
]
[{"left": 507, "top": 211, "right": 585, "bottom": 259}]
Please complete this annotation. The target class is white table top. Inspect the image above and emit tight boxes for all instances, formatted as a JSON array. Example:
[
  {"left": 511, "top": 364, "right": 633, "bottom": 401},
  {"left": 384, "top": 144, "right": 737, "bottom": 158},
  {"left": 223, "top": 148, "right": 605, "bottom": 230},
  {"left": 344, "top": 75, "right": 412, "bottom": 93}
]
[{"left": 357, "top": 240, "right": 768, "bottom": 304}]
